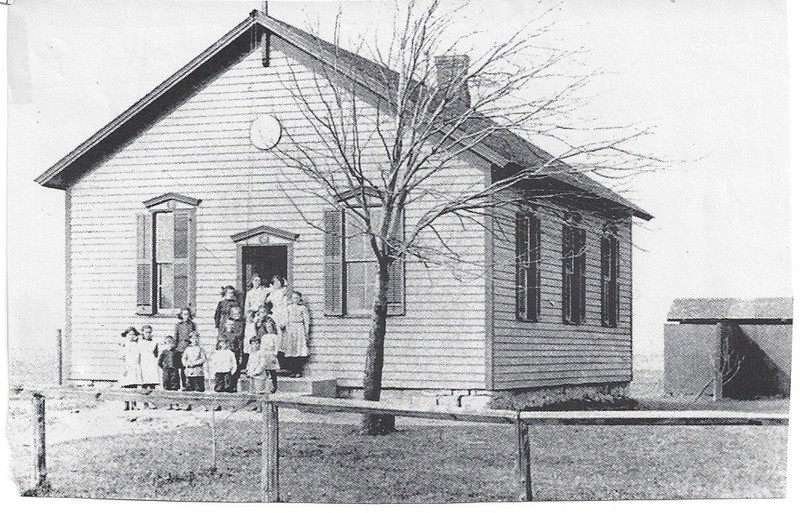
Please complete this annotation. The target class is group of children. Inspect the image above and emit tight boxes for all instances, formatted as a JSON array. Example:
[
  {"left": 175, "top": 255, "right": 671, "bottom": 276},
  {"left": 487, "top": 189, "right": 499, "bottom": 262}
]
[{"left": 118, "top": 277, "right": 313, "bottom": 405}]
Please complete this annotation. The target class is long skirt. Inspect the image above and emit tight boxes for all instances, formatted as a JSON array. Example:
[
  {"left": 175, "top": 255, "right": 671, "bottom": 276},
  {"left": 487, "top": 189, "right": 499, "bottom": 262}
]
[
  {"left": 283, "top": 323, "right": 309, "bottom": 357},
  {"left": 243, "top": 321, "right": 257, "bottom": 355}
]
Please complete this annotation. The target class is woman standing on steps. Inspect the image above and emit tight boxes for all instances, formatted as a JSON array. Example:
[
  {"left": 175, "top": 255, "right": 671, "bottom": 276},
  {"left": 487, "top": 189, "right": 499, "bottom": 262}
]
[
  {"left": 242, "top": 273, "right": 269, "bottom": 376},
  {"left": 283, "top": 290, "right": 311, "bottom": 377},
  {"left": 266, "top": 275, "right": 289, "bottom": 372}
]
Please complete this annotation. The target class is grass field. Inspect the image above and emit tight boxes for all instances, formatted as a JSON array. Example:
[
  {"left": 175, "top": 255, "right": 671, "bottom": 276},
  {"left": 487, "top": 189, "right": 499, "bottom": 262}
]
[{"left": 7, "top": 398, "right": 787, "bottom": 503}]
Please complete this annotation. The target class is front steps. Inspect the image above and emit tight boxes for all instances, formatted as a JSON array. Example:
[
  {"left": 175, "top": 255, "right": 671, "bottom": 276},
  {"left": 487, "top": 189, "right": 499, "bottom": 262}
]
[{"left": 275, "top": 377, "right": 338, "bottom": 398}]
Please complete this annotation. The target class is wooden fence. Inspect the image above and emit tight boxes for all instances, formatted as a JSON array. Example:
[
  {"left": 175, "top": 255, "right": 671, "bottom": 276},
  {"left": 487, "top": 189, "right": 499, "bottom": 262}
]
[{"left": 11, "top": 386, "right": 790, "bottom": 502}]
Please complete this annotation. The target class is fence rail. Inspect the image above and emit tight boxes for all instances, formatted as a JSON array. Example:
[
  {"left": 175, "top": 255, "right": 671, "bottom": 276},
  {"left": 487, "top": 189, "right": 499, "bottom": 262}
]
[{"left": 10, "top": 385, "right": 790, "bottom": 502}]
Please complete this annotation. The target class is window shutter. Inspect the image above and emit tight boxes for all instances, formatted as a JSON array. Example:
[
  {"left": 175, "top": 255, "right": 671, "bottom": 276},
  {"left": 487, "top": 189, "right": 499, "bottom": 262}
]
[
  {"left": 577, "top": 228, "right": 586, "bottom": 323},
  {"left": 527, "top": 216, "right": 540, "bottom": 321},
  {"left": 601, "top": 236, "right": 610, "bottom": 326},
  {"left": 323, "top": 209, "right": 344, "bottom": 316},
  {"left": 136, "top": 212, "right": 155, "bottom": 315},
  {"left": 515, "top": 212, "right": 527, "bottom": 319},
  {"left": 613, "top": 236, "right": 621, "bottom": 326},
  {"left": 561, "top": 224, "right": 572, "bottom": 323},
  {"left": 387, "top": 255, "right": 405, "bottom": 316},
  {"left": 172, "top": 210, "right": 195, "bottom": 310}
]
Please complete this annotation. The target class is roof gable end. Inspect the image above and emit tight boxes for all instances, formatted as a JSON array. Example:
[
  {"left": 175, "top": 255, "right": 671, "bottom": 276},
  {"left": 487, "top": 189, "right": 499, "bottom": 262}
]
[{"left": 35, "top": 10, "right": 651, "bottom": 221}]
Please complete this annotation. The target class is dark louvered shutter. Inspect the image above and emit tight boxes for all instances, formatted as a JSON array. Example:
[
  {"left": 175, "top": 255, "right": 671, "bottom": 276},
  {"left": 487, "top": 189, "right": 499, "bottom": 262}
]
[
  {"left": 577, "top": 228, "right": 586, "bottom": 323},
  {"left": 562, "top": 224, "right": 572, "bottom": 323},
  {"left": 136, "top": 212, "right": 155, "bottom": 315},
  {"left": 515, "top": 212, "right": 527, "bottom": 319},
  {"left": 527, "top": 216, "right": 541, "bottom": 321},
  {"left": 387, "top": 255, "right": 405, "bottom": 316},
  {"left": 613, "top": 236, "right": 620, "bottom": 326},
  {"left": 387, "top": 210, "right": 406, "bottom": 316},
  {"left": 323, "top": 209, "right": 344, "bottom": 316},
  {"left": 173, "top": 210, "right": 195, "bottom": 310}
]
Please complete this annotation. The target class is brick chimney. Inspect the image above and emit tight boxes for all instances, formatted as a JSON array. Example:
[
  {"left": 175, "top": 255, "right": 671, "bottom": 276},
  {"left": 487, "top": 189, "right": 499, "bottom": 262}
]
[{"left": 434, "top": 55, "right": 471, "bottom": 108}]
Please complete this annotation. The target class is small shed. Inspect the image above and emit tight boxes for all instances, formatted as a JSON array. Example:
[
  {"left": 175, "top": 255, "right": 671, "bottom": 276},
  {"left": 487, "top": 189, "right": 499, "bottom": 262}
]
[{"left": 664, "top": 297, "right": 792, "bottom": 398}]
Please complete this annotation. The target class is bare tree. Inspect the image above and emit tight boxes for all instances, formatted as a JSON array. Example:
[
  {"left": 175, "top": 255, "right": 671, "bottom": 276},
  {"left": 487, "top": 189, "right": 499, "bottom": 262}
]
[{"left": 270, "top": 0, "right": 657, "bottom": 434}]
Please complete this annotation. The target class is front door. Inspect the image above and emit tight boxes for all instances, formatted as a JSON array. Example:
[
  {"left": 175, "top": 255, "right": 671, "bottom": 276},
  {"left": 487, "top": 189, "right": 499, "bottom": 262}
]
[{"left": 241, "top": 245, "right": 288, "bottom": 291}]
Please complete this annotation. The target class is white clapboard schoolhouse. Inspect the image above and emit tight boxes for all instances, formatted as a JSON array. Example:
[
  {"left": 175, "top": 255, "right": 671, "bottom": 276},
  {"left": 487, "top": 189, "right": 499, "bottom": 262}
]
[{"left": 36, "top": 11, "right": 651, "bottom": 408}]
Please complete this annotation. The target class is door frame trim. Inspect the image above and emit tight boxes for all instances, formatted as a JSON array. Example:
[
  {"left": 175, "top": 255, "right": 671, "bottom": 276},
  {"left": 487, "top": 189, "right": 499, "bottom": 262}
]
[{"left": 235, "top": 238, "right": 295, "bottom": 293}]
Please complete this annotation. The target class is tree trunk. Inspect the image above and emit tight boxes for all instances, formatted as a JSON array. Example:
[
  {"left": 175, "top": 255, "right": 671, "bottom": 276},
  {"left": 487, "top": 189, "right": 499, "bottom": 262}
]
[{"left": 361, "top": 257, "right": 395, "bottom": 435}]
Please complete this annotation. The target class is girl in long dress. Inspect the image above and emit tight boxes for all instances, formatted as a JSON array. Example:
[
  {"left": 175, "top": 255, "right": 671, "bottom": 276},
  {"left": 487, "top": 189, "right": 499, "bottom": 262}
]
[
  {"left": 283, "top": 290, "right": 311, "bottom": 377},
  {"left": 118, "top": 327, "right": 142, "bottom": 410},
  {"left": 266, "top": 275, "right": 289, "bottom": 370},
  {"left": 242, "top": 274, "right": 269, "bottom": 372},
  {"left": 138, "top": 325, "right": 160, "bottom": 409}
]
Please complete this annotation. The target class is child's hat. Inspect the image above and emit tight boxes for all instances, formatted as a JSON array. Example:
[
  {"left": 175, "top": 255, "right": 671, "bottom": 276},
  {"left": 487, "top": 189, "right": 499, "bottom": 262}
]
[{"left": 121, "top": 326, "right": 141, "bottom": 337}]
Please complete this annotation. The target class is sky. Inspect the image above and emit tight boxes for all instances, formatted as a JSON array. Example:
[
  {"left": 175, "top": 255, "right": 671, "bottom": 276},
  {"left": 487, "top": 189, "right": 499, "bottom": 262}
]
[{"left": 4, "top": 0, "right": 791, "bottom": 371}]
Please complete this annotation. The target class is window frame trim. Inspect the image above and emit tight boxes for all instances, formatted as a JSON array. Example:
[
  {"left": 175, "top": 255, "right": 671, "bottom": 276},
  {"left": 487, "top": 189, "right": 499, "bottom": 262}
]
[
  {"left": 324, "top": 204, "right": 406, "bottom": 318},
  {"left": 136, "top": 195, "right": 198, "bottom": 317},
  {"left": 562, "top": 219, "right": 586, "bottom": 326},
  {"left": 515, "top": 210, "right": 541, "bottom": 323},
  {"left": 600, "top": 231, "right": 620, "bottom": 328}
]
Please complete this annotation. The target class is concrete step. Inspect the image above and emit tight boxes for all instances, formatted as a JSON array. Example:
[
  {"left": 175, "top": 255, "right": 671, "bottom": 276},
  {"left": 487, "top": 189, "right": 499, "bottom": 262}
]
[{"left": 276, "top": 377, "right": 338, "bottom": 397}]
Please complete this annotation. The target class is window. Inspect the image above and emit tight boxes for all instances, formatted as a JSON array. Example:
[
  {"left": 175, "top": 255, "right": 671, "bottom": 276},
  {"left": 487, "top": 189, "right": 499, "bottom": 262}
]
[
  {"left": 323, "top": 208, "right": 404, "bottom": 316},
  {"left": 516, "top": 211, "right": 540, "bottom": 321},
  {"left": 136, "top": 194, "right": 198, "bottom": 315},
  {"left": 345, "top": 210, "right": 380, "bottom": 314},
  {"left": 601, "top": 233, "right": 620, "bottom": 327},
  {"left": 562, "top": 223, "right": 586, "bottom": 324}
]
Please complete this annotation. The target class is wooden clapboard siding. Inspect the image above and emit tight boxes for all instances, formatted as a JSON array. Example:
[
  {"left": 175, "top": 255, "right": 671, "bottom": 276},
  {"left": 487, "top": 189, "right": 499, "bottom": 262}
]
[
  {"left": 488, "top": 192, "right": 633, "bottom": 390},
  {"left": 66, "top": 44, "right": 486, "bottom": 389}
]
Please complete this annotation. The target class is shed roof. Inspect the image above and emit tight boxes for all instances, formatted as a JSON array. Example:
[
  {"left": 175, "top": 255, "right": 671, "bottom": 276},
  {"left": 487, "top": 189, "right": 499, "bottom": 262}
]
[
  {"left": 34, "top": 11, "right": 651, "bottom": 220},
  {"left": 667, "top": 297, "right": 793, "bottom": 322}
]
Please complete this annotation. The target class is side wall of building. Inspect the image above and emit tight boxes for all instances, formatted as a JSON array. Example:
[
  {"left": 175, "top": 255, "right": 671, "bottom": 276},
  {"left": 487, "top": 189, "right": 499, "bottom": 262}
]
[{"left": 488, "top": 196, "right": 634, "bottom": 391}]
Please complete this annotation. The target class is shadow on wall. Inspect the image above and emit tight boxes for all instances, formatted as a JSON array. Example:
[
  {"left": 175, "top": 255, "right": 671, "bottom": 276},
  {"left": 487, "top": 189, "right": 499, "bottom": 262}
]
[{"left": 723, "top": 324, "right": 790, "bottom": 399}]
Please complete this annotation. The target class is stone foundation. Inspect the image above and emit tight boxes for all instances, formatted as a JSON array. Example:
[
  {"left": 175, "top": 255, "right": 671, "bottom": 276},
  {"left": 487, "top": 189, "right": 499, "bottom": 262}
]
[
  {"left": 340, "top": 382, "right": 630, "bottom": 411},
  {"left": 489, "top": 382, "right": 630, "bottom": 410},
  {"left": 337, "top": 387, "right": 493, "bottom": 410}
]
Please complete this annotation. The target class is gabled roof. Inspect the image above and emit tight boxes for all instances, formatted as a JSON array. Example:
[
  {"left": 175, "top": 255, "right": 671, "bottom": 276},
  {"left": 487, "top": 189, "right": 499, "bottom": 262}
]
[
  {"left": 668, "top": 297, "right": 793, "bottom": 322},
  {"left": 35, "top": 10, "right": 652, "bottom": 220}
]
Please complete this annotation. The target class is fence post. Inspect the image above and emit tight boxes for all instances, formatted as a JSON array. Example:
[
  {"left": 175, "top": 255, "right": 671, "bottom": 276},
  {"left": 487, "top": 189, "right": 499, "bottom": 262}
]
[
  {"left": 210, "top": 409, "right": 217, "bottom": 472},
  {"left": 56, "top": 329, "right": 63, "bottom": 386},
  {"left": 261, "top": 401, "right": 279, "bottom": 502},
  {"left": 32, "top": 393, "right": 49, "bottom": 493},
  {"left": 516, "top": 413, "right": 532, "bottom": 501}
]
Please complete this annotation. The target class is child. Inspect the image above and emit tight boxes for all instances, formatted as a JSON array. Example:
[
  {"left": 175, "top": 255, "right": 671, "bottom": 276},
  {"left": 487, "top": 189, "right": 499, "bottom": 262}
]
[
  {"left": 158, "top": 336, "right": 181, "bottom": 392},
  {"left": 210, "top": 339, "right": 238, "bottom": 393},
  {"left": 174, "top": 307, "right": 196, "bottom": 390},
  {"left": 267, "top": 276, "right": 289, "bottom": 370},
  {"left": 225, "top": 305, "right": 246, "bottom": 351},
  {"left": 246, "top": 305, "right": 277, "bottom": 356},
  {"left": 139, "top": 326, "right": 159, "bottom": 386},
  {"left": 246, "top": 333, "right": 279, "bottom": 394},
  {"left": 225, "top": 304, "right": 246, "bottom": 388},
  {"left": 283, "top": 291, "right": 311, "bottom": 377},
  {"left": 214, "top": 286, "right": 241, "bottom": 334},
  {"left": 138, "top": 325, "right": 160, "bottom": 409},
  {"left": 181, "top": 331, "right": 207, "bottom": 392},
  {"left": 119, "top": 326, "right": 142, "bottom": 411}
]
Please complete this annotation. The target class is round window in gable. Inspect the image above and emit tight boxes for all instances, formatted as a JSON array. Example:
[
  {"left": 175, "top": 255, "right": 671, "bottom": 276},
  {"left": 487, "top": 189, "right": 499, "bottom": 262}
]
[{"left": 250, "top": 114, "right": 282, "bottom": 150}]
